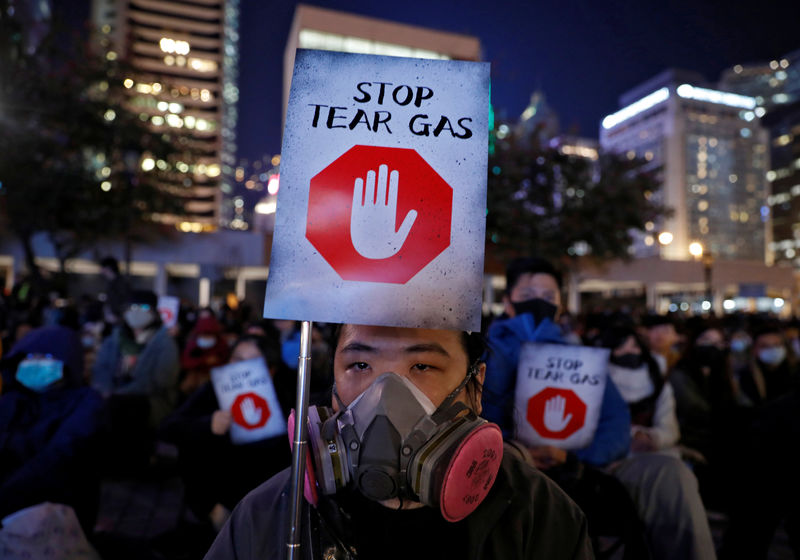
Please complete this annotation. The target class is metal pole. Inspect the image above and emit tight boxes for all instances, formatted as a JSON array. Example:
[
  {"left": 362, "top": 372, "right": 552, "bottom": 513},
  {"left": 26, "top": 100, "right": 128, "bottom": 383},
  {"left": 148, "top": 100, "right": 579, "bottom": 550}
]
[{"left": 286, "top": 320, "right": 313, "bottom": 560}]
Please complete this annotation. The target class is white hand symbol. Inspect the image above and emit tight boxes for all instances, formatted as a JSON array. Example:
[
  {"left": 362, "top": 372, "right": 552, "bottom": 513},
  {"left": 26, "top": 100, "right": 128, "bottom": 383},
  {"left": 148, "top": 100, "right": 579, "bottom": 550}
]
[
  {"left": 543, "top": 395, "right": 572, "bottom": 432},
  {"left": 350, "top": 164, "right": 418, "bottom": 259},
  {"left": 240, "top": 397, "right": 262, "bottom": 426}
]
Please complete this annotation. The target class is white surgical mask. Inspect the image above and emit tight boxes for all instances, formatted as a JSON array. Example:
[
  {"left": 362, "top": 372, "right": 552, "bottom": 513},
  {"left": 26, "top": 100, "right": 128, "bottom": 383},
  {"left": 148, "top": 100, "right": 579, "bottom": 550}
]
[
  {"left": 196, "top": 336, "right": 217, "bottom": 349},
  {"left": 758, "top": 346, "right": 786, "bottom": 366},
  {"left": 124, "top": 308, "right": 153, "bottom": 330}
]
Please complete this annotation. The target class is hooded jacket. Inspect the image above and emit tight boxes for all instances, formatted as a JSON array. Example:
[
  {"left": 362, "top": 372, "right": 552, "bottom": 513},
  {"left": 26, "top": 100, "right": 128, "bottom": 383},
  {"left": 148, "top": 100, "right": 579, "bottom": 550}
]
[{"left": 0, "top": 326, "right": 106, "bottom": 525}]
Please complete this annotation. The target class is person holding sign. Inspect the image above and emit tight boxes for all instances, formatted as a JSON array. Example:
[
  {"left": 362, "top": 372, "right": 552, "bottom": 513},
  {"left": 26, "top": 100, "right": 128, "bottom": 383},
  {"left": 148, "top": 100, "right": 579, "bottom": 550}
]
[
  {"left": 482, "top": 257, "right": 647, "bottom": 558},
  {"left": 159, "top": 333, "right": 293, "bottom": 530},
  {"left": 204, "top": 324, "right": 592, "bottom": 559},
  {"left": 482, "top": 257, "right": 632, "bottom": 468}
]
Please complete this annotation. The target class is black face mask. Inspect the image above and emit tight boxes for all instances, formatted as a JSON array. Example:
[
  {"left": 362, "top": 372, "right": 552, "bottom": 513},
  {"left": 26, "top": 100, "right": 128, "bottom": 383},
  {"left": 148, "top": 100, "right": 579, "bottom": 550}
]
[
  {"left": 693, "top": 345, "right": 725, "bottom": 367},
  {"left": 512, "top": 298, "right": 558, "bottom": 325},
  {"left": 610, "top": 352, "right": 644, "bottom": 370}
]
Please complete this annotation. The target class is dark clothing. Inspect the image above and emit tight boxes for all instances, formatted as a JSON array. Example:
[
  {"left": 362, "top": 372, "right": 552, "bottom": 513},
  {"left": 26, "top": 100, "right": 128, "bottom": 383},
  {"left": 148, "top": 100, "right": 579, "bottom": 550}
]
[
  {"left": 736, "top": 359, "right": 799, "bottom": 407},
  {"left": 0, "top": 387, "right": 105, "bottom": 527},
  {"left": 159, "top": 381, "right": 292, "bottom": 517},
  {"left": 719, "top": 387, "right": 800, "bottom": 560},
  {"left": 203, "top": 449, "right": 593, "bottom": 560}
]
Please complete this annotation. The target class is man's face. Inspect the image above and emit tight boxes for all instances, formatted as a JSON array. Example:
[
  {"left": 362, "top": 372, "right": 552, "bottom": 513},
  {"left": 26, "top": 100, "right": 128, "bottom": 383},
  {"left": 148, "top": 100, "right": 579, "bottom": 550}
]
[
  {"left": 332, "top": 325, "right": 484, "bottom": 413},
  {"left": 646, "top": 324, "right": 677, "bottom": 355},
  {"left": 504, "top": 272, "right": 561, "bottom": 317}
]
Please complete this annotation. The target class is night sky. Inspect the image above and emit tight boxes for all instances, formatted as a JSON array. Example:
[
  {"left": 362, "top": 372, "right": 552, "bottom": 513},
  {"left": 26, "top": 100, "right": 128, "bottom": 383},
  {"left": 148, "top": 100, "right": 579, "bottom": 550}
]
[
  {"left": 238, "top": 0, "right": 800, "bottom": 162},
  {"left": 60, "top": 1, "right": 800, "bottom": 162}
]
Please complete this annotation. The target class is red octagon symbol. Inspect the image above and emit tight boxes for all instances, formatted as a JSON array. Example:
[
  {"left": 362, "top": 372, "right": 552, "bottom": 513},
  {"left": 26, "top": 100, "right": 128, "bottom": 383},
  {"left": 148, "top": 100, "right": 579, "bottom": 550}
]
[
  {"left": 306, "top": 145, "right": 453, "bottom": 284},
  {"left": 527, "top": 387, "right": 586, "bottom": 440},
  {"left": 232, "top": 392, "right": 271, "bottom": 430}
]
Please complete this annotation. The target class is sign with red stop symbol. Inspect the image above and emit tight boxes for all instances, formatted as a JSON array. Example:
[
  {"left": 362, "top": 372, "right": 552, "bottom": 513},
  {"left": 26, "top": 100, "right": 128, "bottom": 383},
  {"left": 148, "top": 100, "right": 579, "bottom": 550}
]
[
  {"left": 513, "top": 342, "right": 610, "bottom": 450},
  {"left": 211, "top": 358, "right": 287, "bottom": 444},
  {"left": 263, "top": 49, "right": 490, "bottom": 331},
  {"left": 527, "top": 387, "right": 586, "bottom": 439},
  {"left": 232, "top": 392, "right": 271, "bottom": 429},
  {"left": 306, "top": 145, "right": 452, "bottom": 284}
]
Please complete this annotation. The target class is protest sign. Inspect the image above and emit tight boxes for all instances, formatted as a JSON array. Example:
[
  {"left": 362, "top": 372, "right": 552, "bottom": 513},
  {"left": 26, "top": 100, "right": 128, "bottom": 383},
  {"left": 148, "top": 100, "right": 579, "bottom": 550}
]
[
  {"left": 263, "top": 49, "right": 490, "bottom": 331},
  {"left": 211, "top": 357, "right": 286, "bottom": 444},
  {"left": 157, "top": 295, "right": 180, "bottom": 329},
  {"left": 513, "top": 342, "right": 610, "bottom": 450}
]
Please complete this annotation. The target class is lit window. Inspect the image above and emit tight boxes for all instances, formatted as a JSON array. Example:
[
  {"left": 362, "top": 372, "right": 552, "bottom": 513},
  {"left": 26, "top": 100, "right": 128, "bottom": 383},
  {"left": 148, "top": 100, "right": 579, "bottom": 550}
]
[{"left": 189, "top": 58, "right": 218, "bottom": 72}]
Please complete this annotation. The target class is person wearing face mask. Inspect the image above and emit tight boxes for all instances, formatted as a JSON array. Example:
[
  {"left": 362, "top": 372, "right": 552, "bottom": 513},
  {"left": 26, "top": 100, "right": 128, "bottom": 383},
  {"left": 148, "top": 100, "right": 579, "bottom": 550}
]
[
  {"left": 0, "top": 325, "right": 106, "bottom": 532},
  {"left": 593, "top": 324, "right": 680, "bottom": 456},
  {"left": 92, "top": 290, "right": 179, "bottom": 473},
  {"left": 204, "top": 324, "right": 591, "bottom": 560},
  {"left": 159, "top": 332, "right": 294, "bottom": 544},
  {"left": 736, "top": 323, "right": 799, "bottom": 408},
  {"left": 179, "top": 312, "right": 231, "bottom": 397},
  {"left": 481, "top": 258, "right": 647, "bottom": 558}
]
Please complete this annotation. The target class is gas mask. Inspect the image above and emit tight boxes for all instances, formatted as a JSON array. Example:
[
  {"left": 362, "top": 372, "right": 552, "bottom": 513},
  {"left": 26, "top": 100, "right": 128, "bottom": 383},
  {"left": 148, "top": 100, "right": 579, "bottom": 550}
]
[
  {"left": 16, "top": 355, "right": 64, "bottom": 392},
  {"left": 290, "top": 370, "right": 503, "bottom": 522}
]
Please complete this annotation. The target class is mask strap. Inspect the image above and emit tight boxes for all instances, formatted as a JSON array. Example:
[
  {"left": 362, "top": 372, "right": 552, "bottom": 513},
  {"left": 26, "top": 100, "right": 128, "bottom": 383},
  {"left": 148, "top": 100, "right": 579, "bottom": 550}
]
[
  {"left": 430, "top": 360, "right": 481, "bottom": 423},
  {"left": 321, "top": 385, "right": 349, "bottom": 441}
]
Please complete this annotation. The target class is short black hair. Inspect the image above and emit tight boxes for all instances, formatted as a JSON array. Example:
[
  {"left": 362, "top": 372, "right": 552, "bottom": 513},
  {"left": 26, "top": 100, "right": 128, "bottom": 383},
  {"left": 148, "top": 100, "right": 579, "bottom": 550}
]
[{"left": 505, "top": 257, "right": 563, "bottom": 293}]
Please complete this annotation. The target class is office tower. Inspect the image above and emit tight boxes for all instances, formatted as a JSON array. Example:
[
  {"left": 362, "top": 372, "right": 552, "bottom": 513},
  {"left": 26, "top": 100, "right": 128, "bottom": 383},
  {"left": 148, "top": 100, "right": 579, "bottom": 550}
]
[
  {"left": 721, "top": 51, "right": 800, "bottom": 266},
  {"left": 600, "top": 69, "right": 769, "bottom": 262},
  {"left": 92, "top": 0, "right": 239, "bottom": 229},
  {"left": 282, "top": 4, "right": 481, "bottom": 126}
]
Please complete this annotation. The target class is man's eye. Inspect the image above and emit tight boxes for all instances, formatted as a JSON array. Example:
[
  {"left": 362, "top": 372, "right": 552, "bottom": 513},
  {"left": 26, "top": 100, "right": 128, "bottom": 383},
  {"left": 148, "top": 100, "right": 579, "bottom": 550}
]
[
  {"left": 412, "top": 363, "right": 434, "bottom": 372},
  {"left": 348, "top": 362, "right": 370, "bottom": 371}
]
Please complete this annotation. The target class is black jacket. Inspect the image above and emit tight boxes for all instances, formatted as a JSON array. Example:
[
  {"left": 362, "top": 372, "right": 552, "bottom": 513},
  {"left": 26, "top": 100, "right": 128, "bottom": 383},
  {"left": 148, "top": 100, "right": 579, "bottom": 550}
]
[{"left": 204, "top": 446, "right": 593, "bottom": 560}]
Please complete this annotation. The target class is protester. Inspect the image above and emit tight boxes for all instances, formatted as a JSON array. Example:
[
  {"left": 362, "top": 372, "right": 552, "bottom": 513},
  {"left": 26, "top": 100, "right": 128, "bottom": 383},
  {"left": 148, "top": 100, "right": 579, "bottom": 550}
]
[
  {"left": 179, "top": 312, "right": 231, "bottom": 396},
  {"left": 160, "top": 332, "right": 293, "bottom": 532},
  {"left": 483, "top": 256, "right": 716, "bottom": 560},
  {"left": 481, "top": 257, "right": 647, "bottom": 558},
  {"left": 736, "top": 322, "right": 799, "bottom": 407},
  {"left": 204, "top": 324, "right": 592, "bottom": 559},
  {"left": 640, "top": 314, "right": 681, "bottom": 374},
  {"left": 591, "top": 320, "right": 680, "bottom": 455},
  {"left": 92, "top": 289, "right": 179, "bottom": 473},
  {"left": 667, "top": 318, "right": 741, "bottom": 509},
  {"left": 0, "top": 325, "right": 106, "bottom": 532}
]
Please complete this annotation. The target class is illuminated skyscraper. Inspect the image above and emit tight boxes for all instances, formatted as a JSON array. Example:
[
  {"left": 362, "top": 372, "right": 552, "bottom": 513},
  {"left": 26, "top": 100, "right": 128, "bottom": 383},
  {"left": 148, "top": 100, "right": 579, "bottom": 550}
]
[
  {"left": 92, "top": 0, "right": 240, "bottom": 229},
  {"left": 600, "top": 69, "right": 770, "bottom": 263},
  {"left": 282, "top": 4, "right": 481, "bottom": 125},
  {"left": 720, "top": 51, "right": 800, "bottom": 267}
]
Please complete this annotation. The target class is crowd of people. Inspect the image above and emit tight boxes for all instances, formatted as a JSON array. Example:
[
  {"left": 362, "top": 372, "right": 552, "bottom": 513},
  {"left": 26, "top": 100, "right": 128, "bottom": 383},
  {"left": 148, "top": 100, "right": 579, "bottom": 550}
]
[{"left": 0, "top": 255, "right": 798, "bottom": 559}]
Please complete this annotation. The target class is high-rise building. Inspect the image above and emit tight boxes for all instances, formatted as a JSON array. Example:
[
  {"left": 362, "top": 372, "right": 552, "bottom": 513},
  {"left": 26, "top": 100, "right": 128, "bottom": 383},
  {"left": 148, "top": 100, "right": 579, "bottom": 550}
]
[
  {"left": 600, "top": 69, "right": 770, "bottom": 263},
  {"left": 720, "top": 50, "right": 800, "bottom": 267},
  {"left": 92, "top": 0, "right": 240, "bottom": 229},
  {"left": 282, "top": 4, "right": 482, "bottom": 127}
]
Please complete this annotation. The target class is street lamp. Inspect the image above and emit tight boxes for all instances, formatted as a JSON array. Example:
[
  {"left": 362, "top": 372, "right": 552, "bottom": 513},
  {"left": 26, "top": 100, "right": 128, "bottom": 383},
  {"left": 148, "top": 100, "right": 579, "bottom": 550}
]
[
  {"left": 657, "top": 231, "right": 674, "bottom": 246},
  {"left": 688, "top": 241, "right": 713, "bottom": 312}
]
